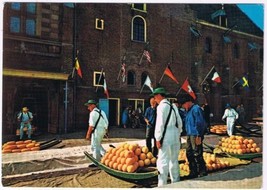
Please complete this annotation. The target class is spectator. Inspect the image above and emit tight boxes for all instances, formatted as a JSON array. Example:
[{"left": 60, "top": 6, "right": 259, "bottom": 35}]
[
  {"left": 17, "top": 107, "right": 33, "bottom": 140},
  {"left": 144, "top": 97, "right": 157, "bottom": 157},
  {"left": 236, "top": 104, "right": 245, "bottom": 124},
  {"left": 174, "top": 100, "right": 186, "bottom": 136},
  {"left": 122, "top": 106, "right": 130, "bottom": 128},
  {"left": 202, "top": 102, "right": 211, "bottom": 134}
]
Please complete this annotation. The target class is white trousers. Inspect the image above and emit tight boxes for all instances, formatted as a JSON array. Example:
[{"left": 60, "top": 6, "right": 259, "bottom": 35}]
[
  {"left": 91, "top": 128, "right": 106, "bottom": 161},
  {"left": 226, "top": 117, "right": 235, "bottom": 136},
  {"left": 157, "top": 143, "right": 180, "bottom": 187}
]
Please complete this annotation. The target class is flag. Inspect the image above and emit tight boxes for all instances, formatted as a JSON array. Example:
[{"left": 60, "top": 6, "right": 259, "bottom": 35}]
[
  {"left": 190, "top": 26, "right": 201, "bottom": 37},
  {"left": 74, "top": 57, "right": 82, "bottom": 78},
  {"left": 143, "top": 50, "right": 152, "bottom": 63},
  {"left": 121, "top": 62, "right": 126, "bottom": 82},
  {"left": 102, "top": 75, "right": 110, "bottom": 98},
  {"left": 211, "top": 9, "right": 226, "bottom": 20},
  {"left": 207, "top": 67, "right": 221, "bottom": 83},
  {"left": 239, "top": 75, "right": 249, "bottom": 89},
  {"left": 248, "top": 42, "right": 257, "bottom": 51},
  {"left": 144, "top": 75, "right": 153, "bottom": 92},
  {"left": 164, "top": 65, "right": 179, "bottom": 84},
  {"left": 181, "top": 78, "right": 196, "bottom": 99}
]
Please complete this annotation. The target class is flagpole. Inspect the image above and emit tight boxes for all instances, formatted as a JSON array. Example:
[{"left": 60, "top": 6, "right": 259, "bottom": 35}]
[
  {"left": 138, "top": 53, "right": 144, "bottom": 66},
  {"left": 116, "top": 68, "right": 121, "bottom": 81},
  {"left": 232, "top": 80, "right": 240, "bottom": 88},
  {"left": 140, "top": 83, "right": 145, "bottom": 94},
  {"left": 258, "top": 84, "right": 263, "bottom": 91},
  {"left": 71, "top": 67, "right": 76, "bottom": 78},
  {"left": 176, "top": 77, "right": 187, "bottom": 96},
  {"left": 200, "top": 65, "right": 215, "bottom": 86},
  {"left": 95, "top": 68, "right": 104, "bottom": 92},
  {"left": 175, "top": 87, "right": 182, "bottom": 96}
]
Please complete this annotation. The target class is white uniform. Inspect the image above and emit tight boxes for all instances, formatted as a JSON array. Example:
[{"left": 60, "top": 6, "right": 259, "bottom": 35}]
[
  {"left": 89, "top": 107, "right": 109, "bottom": 161},
  {"left": 222, "top": 108, "right": 238, "bottom": 136},
  {"left": 154, "top": 99, "right": 183, "bottom": 187}
]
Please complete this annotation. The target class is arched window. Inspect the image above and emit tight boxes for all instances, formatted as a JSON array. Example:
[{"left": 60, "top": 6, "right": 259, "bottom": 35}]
[
  {"left": 132, "top": 16, "right": 146, "bottom": 42},
  {"left": 233, "top": 43, "right": 240, "bottom": 59},
  {"left": 127, "top": 70, "right": 136, "bottom": 85},
  {"left": 205, "top": 37, "right": 212, "bottom": 53}
]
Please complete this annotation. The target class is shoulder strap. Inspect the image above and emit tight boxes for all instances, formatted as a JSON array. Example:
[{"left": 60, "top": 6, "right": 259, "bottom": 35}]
[
  {"left": 27, "top": 112, "right": 31, "bottom": 119},
  {"left": 92, "top": 110, "right": 102, "bottom": 133},
  {"left": 160, "top": 103, "right": 173, "bottom": 145}
]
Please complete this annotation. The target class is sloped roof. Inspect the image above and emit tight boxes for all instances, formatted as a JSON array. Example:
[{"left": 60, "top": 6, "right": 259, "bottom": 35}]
[{"left": 189, "top": 4, "right": 263, "bottom": 37}]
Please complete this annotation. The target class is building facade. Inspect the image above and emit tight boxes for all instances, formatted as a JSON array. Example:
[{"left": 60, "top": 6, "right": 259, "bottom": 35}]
[{"left": 2, "top": 3, "right": 263, "bottom": 140}]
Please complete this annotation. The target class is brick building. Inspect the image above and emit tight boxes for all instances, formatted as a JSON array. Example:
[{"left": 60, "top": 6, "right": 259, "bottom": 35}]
[{"left": 2, "top": 3, "right": 263, "bottom": 140}]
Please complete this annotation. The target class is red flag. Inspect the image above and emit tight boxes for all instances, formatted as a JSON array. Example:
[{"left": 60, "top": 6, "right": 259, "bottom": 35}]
[
  {"left": 75, "top": 57, "right": 82, "bottom": 78},
  {"left": 143, "top": 50, "right": 152, "bottom": 63},
  {"left": 164, "top": 65, "right": 179, "bottom": 84},
  {"left": 102, "top": 75, "right": 109, "bottom": 98},
  {"left": 208, "top": 67, "right": 221, "bottom": 83},
  {"left": 181, "top": 78, "right": 196, "bottom": 99}
]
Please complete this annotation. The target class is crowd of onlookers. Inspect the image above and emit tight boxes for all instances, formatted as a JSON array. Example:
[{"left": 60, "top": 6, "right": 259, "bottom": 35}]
[{"left": 121, "top": 104, "right": 145, "bottom": 129}]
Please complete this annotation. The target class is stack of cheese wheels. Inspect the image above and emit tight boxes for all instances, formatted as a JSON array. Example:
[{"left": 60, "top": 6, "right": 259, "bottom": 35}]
[
  {"left": 2, "top": 140, "right": 40, "bottom": 153},
  {"left": 100, "top": 143, "right": 157, "bottom": 173},
  {"left": 203, "top": 152, "right": 230, "bottom": 171},
  {"left": 210, "top": 125, "right": 227, "bottom": 134},
  {"left": 219, "top": 135, "right": 261, "bottom": 154},
  {"left": 179, "top": 152, "right": 231, "bottom": 173},
  {"left": 178, "top": 149, "right": 187, "bottom": 162}
]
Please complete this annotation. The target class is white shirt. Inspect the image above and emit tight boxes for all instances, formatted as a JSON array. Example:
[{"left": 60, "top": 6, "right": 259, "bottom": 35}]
[
  {"left": 154, "top": 99, "right": 183, "bottom": 145},
  {"left": 222, "top": 108, "right": 239, "bottom": 120},
  {"left": 89, "top": 108, "right": 109, "bottom": 130}
]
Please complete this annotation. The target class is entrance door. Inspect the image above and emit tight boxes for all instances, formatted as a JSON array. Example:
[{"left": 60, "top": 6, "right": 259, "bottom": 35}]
[
  {"left": 99, "top": 99, "right": 109, "bottom": 119},
  {"left": 99, "top": 98, "right": 120, "bottom": 126}
]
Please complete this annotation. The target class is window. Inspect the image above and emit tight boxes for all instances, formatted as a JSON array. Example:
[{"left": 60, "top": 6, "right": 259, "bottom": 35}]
[
  {"left": 128, "top": 99, "right": 144, "bottom": 111},
  {"left": 10, "top": 17, "right": 20, "bottom": 33},
  {"left": 131, "top": 3, "right": 146, "bottom": 12},
  {"left": 95, "top": 18, "right": 104, "bottom": 30},
  {"left": 8, "top": 3, "right": 37, "bottom": 36},
  {"left": 132, "top": 16, "right": 146, "bottom": 42},
  {"left": 11, "top": 3, "right": 21, "bottom": 10},
  {"left": 26, "top": 3, "right": 36, "bottom": 14},
  {"left": 233, "top": 43, "right": 240, "bottom": 59},
  {"left": 205, "top": 37, "right": 212, "bottom": 54},
  {"left": 127, "top": 70, "right": 136, "bottom": 85},
  {"left": 26, "top": 19, "right": 36, "bottom": 35},
  {"left": 93, "top": 71, "right": 105, "bottom": 86},
  {"left": 220, "top": 15, "right": 227, "bottom": 27}
]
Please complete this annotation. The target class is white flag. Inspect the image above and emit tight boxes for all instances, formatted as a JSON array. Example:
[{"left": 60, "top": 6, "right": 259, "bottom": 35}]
[{"left": 144, "top": 75, "right": 153, "bottom": 92}]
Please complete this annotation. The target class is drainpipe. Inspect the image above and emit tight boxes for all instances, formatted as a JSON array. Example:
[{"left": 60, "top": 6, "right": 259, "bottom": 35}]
[
  {"left": 64, "top": 81, "right": 68, "bottom": 134},
  {"left": 73, "top": 3, "right": 77, "bottom": 131}
]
